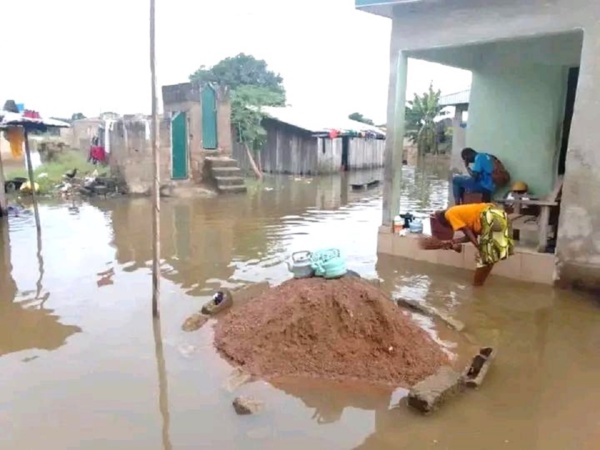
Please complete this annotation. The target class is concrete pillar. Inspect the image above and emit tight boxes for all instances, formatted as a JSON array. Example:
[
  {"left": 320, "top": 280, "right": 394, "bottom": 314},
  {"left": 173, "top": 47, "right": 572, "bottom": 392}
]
[
  {"left": 382, "top": 19, "right": 408, "bottom": 227},
  {"left": 0, "top": 149, "right": 7, "bottom": 215},
  {"left": 555, "top": 25, "right": 600, "bottom": 292},
  {"left": 447, "top": 104, "right": 468, "bottom": 205}
]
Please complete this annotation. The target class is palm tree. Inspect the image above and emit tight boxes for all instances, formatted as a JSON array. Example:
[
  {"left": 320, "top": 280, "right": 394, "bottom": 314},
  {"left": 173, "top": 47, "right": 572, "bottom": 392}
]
[{"left": 405, "top": 83, "right": 445, "bottom": 156}]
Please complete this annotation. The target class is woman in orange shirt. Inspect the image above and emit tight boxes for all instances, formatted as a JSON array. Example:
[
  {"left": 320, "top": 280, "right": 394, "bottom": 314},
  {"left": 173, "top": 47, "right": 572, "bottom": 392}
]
[{"left": 432, "top": 203, "right": 513, "bottom": 286}]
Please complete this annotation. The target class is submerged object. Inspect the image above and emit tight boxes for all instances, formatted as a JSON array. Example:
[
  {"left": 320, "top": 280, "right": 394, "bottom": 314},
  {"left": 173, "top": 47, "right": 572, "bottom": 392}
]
[
  {"left": 408, "top": 366, "right": 465, "bottom": 414},
  {"left": 201, "top": 290, "right": 233, "bottom": 315},
  {"left": 461, "top": 347, "right": 496, "bottom": 388}
]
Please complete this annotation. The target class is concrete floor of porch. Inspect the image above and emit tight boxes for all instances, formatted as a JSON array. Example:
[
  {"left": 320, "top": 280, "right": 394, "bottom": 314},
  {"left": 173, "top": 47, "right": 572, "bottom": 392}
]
[{"left": 378, "top": 227, "right": 556, "bottom": 285}]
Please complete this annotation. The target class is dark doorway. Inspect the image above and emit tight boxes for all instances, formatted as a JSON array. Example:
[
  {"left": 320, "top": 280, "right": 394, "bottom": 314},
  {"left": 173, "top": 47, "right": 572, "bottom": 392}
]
[
  {"left": 558, "top": 67, "right": 579, "bottom": 175},
  {"left": 341, "top": 137, "right": 350, "bottom": 171}
]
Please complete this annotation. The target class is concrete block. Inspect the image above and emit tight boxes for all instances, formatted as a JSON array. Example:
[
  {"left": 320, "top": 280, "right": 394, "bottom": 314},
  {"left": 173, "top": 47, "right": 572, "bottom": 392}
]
[
  {"left": 461, "top": 347, "right": 497, "bottom": 388},
  {"left": 233, "top": 396, "right": 264, "bottom": 415},
  {"left": 407, "top": 366, "right": 464, "bottom": 413}
]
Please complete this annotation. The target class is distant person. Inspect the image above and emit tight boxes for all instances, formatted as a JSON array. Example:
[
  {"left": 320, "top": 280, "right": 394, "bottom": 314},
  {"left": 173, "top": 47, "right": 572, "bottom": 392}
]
[
  {"left": 452, "top": 148, "right": 509, "bottom": 204},
  {"left": 430, "top": 203, "right": 514, "bottom": 286}
]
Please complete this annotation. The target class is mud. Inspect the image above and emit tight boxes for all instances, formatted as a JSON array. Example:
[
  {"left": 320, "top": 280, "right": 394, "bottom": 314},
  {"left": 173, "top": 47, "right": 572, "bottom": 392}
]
[{"left": 214, "top": 277, "right": 450, "bottom": 387}]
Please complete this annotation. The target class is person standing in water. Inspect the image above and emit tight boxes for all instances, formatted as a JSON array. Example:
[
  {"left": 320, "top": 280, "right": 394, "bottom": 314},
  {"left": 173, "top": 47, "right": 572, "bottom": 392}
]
[{"left": 431, "top": 203, "right": 514, "bottom": 286}]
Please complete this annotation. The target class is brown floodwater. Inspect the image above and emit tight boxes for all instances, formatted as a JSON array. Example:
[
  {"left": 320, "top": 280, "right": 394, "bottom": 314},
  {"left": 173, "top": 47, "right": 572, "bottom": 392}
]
[{"left": 1, "top": 165, "right": 599, "bottom": 450}]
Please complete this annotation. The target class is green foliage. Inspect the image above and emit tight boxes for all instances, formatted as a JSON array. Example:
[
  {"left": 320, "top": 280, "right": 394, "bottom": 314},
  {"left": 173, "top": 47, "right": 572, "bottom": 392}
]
[
  {"left": 231, "top": 86, "right": 283, "bottom": 152},
  {"left": 6, "top": 151, "right": 108, "bottom": 194},
  {"left": 190, "top": 53, "right": 285, "bottom": 99},
  {"left": 71, "top": 112, "right": 86, "bottom": 121},
  {"left": 190, "top": 54, "right": 286, "bottom": 154},
  {"left": 348, "top": 112, "right": 374, "bottom": 125},
  {"left": 405, "top": 83, "right": 446, "bottom": 155}
]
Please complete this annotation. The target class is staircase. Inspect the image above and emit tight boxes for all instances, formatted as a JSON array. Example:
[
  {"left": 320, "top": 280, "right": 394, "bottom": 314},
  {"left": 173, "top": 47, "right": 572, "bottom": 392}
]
[{"left": 204, "top": 156, "right": 247, "bottom": 194}]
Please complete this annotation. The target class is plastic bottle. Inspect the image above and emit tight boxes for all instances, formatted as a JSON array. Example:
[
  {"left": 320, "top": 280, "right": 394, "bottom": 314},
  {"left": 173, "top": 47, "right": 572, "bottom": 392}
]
[{"left": 393, "top": 215, "right": 402, "bottom": 234}]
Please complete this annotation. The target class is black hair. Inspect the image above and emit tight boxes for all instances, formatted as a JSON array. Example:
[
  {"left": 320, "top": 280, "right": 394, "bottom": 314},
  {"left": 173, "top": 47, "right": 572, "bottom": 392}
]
[{"left": 461, "top": 147, "right": 477, "bottom": 161}]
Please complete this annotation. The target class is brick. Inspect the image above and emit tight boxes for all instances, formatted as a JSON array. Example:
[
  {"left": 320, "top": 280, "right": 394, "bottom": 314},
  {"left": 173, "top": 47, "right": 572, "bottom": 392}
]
[
  {"left": 461, "top": 347, "right": 497, "bottom": 388},
  {"left": 407, "top": 366, "right": 464, "bottom": 413}
]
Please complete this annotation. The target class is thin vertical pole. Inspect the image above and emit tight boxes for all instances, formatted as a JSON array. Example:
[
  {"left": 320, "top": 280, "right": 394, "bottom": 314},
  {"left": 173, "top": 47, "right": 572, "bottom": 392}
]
[
  {"left": 0, "top": 143, "right": 7, "bottom": 217},
  {"left": 150, "top": 0, "right": 161, "bottom": 318},
  {"left": 23, "top": 129, "right": 41, "bottom": 233},
  {"left": 153, "top": 314, "right": 172, "bottom": 450}
]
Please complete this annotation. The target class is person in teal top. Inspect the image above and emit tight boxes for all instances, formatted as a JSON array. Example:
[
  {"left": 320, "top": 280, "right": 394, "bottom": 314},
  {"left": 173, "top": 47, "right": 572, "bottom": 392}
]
[{"left": 452, "top": 148, "right": 495, "bottom": 204}]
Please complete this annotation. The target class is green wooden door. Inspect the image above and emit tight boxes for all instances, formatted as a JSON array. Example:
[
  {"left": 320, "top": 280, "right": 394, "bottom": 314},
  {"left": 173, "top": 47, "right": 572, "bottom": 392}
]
[
  {"left": 202, "top": 86, "right": 218, "bottom": 149},
  {"left": 171, "top": 112, "right": 188, "bottom": 179}
]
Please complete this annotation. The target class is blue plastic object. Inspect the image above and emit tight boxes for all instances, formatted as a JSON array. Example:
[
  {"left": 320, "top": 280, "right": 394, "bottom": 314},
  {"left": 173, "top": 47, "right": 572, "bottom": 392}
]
[{"left": 409, "top": 219, "right": 423, "bottom": 234}]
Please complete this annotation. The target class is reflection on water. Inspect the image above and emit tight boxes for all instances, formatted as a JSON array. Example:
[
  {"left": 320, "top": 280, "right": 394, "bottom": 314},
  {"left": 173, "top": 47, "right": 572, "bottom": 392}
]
[{"left": 1, "top": 167, "right": 599, "bottom": 450}]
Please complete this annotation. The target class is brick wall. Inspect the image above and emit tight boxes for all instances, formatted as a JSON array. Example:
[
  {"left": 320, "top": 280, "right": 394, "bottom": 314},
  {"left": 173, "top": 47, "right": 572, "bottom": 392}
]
[
  {"left": 109, "top": 118, "right": 171, "bottom": 194},
  {"left": 163, "top": 82, "right": 233, "bottom": 156}
]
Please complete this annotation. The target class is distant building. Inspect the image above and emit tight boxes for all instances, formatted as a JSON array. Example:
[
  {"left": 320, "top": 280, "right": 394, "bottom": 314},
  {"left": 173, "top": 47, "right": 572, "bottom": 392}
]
[{"left": 233, "top": 106, "right": 386, "bottom": 175}]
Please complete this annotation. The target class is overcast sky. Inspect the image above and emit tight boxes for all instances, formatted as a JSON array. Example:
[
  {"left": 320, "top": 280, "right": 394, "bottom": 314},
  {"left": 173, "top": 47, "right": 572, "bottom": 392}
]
[{"left": 1, "top": 0, "right": 470, "bottom": 123}]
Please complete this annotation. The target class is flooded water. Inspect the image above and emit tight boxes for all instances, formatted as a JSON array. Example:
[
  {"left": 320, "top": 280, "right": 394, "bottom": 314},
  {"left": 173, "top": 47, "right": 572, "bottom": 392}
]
[{"left": 1, "top": 164, "right": 599, "bottom": 450}]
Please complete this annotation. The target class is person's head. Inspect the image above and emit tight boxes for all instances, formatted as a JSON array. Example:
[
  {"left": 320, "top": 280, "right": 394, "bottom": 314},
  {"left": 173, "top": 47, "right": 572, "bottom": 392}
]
[
  {"left": 433, "top": 210, "right": 451, "bottom": 229},
  {"left": 461, "top": 147, "right": 478, "bottom": 164}
]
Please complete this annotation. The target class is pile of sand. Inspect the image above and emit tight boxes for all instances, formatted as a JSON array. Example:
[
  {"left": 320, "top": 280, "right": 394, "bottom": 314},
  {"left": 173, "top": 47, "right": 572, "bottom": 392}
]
[{"left": 214, "top": 277, "right": 449, "bottom": 386}]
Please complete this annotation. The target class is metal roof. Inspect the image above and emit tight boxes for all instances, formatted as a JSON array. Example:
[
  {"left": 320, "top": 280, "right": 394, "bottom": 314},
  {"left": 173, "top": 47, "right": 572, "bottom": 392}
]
[
  {"left": 0, "top": 111, "right": 70, "bottom": 129},
  {"left": 261, "top": 106, "right": 386, "bottom": 137},
  {"left": 439, "top": 89, "right": 471, "bottom": 107},
  {"left": 355, "top": 0, "right": 424, "bottom": 18}
]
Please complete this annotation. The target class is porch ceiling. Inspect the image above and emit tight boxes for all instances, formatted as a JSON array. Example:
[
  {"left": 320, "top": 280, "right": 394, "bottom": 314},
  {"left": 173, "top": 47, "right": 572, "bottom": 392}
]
[{"left": 408, "top": 31, "right": 583, "bottom": 71}]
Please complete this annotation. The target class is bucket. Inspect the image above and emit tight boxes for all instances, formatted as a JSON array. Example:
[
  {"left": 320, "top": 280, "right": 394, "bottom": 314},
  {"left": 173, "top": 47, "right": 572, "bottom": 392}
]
[
  {"left": 430, "top": 216, "right": 454, "bottom": 240},
  {"left": 409, "top": 219, "right": 423, "bottom": 234}
]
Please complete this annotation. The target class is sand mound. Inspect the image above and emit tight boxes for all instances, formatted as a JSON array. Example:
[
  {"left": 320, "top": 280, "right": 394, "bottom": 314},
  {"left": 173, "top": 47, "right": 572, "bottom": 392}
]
[{"left": 214, "top": 277, "right": 449, "bottom": 387}]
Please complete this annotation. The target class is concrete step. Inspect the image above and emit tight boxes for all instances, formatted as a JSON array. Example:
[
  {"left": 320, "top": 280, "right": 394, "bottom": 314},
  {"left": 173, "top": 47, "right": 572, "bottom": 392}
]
[
  {"left": 205, "top": 157, "right": 240, "bottom": 169},
  {"left": 215, "top": 176, "right": 246, "bottom": 187},
  {"left": 218, "top": 185, "right": 247, "bottom": 194},
  {"left": 212, "top": 166, "right": 243, "bottom": 176}
]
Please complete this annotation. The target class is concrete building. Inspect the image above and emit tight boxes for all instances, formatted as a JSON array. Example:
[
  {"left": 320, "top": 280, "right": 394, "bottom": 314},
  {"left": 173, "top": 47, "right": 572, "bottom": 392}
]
[
  {"left": 109, "top": 82, "right": 245, "bottom": 194},
  {"left": 356, "top": 0, "right": 600, "bottom": 291}
]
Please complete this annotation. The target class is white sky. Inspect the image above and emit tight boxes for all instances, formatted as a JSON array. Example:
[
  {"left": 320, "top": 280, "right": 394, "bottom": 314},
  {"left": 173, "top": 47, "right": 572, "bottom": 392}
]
[{"left": 0, "top": 0, "right": 470, "bottom": 124}]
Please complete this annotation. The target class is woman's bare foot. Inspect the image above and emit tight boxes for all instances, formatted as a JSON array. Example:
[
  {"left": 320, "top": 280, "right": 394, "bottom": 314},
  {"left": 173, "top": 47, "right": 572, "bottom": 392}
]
[{"left": 473, "top": 264, "right": 494, "bottom": 286}]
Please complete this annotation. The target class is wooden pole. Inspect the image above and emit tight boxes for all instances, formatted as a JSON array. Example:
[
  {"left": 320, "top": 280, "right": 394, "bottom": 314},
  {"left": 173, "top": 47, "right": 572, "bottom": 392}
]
[
  {"left": 0, "top": 144, "right": 7, "bottom": 217},
  {"left": 150, "top": 0, "right": 161, "bottom": 318},
  {"left": 153, "top": 314, "right": 172, "bottom": 450},
  {"left": 23, "top": 130, "right": 41, "bottom": 233}
]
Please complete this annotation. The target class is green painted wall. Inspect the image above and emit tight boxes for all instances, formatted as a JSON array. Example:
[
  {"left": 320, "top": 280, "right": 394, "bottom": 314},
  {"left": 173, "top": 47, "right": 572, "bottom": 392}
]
[{"left": 467, "top": 64, "right": 566, "bottom": 197}]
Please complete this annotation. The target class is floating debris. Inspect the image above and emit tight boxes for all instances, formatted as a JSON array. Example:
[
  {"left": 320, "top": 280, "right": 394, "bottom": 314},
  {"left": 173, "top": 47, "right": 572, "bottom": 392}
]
[{"left": 396, "top": 297, "right": 465, "bottom": 332}]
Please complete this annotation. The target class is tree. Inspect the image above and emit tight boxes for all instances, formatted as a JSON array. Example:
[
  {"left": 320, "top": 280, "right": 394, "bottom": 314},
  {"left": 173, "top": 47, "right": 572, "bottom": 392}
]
[
  {"left": 190, "top": 54, "right": 286, "bottom": 178},
  {"left": 71, "top": 113, "right": 86, "bottom": 121},
  {"left": 190, "top": 53, "right": 285, "bottom": 100},
  {"left": 348, "top": 112, "right": 375, "bottom": 125},
  {"left": 230, "top": 86, "right": 284, "bottom": 179},
  {"left": 405, "top": 83, "right": 446, "bottom": 156}
]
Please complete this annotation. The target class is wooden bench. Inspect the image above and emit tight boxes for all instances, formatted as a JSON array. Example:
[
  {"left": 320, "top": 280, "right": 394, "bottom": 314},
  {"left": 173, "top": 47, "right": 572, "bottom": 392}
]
[{"left": 498, "top": 176, "right": 563, "bottom": 252}]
